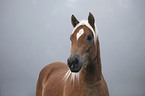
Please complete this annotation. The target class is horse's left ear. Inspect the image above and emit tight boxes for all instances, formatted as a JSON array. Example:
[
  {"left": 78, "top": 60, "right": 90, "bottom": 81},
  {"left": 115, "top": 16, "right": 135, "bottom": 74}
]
[{"left": 88, "top": 12, "right": 95, "bottom": 30}]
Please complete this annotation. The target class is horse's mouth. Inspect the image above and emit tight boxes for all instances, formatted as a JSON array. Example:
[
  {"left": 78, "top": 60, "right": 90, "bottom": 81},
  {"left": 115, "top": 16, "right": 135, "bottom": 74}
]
[
  {"left": 70, "top": 66, "right": 82, "bottom": 73},
  {"left": 68, "top": 63, "right": 82, "bottom": 73}
]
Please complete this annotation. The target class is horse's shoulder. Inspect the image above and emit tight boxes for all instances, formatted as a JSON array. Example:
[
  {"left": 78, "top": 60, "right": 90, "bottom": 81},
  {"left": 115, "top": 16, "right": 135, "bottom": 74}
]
[
  {"left": 48, "top": 62, "right": 67, "bottom": 69},
  {"left": 38, "top": 62, "right": 67, "bottom": 85}
]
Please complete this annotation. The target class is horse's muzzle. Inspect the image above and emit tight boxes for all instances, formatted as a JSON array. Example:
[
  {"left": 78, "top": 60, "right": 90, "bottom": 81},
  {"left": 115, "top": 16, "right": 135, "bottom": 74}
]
[{"left": 67, "top": 54, "right": 82, "bottom": 73}]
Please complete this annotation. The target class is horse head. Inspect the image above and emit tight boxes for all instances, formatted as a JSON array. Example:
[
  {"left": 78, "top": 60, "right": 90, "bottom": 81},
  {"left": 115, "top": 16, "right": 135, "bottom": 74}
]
[{"left": 67, "top": 12, "right": 98, "bottom": 73}]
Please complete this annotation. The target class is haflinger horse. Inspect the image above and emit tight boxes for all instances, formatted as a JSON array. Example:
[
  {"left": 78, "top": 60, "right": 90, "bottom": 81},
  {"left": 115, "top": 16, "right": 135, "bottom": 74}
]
[{"left": 36, "top": 12, "right": 109, "bottom": 96}]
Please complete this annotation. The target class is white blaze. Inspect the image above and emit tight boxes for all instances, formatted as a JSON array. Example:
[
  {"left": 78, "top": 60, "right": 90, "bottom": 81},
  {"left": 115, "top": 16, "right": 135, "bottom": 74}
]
[{"left": 76, "top": 29, "right": 84, "bottom": 40}]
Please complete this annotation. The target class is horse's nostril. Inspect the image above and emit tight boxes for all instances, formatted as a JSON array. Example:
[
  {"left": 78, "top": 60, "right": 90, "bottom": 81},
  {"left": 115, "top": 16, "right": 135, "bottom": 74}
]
[
  {"left": 67, "top": 57, "right": 79, "bottom": 65},
  {"left": 74, "top": 58, "right": 78, "bottom": 64},
  {"left": 72, "top": 58, "right": 78, "bottom": 64}
]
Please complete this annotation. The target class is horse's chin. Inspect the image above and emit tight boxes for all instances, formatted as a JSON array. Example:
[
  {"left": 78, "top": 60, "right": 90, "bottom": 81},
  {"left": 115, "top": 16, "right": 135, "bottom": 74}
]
[{"left": 70, "top": 69, "right": 80, "bottom": 73}]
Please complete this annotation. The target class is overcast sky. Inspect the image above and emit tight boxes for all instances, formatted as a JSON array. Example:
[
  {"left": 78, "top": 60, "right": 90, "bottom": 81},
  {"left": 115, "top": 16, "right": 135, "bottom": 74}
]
[{"left": 0, "top": 0, "right": 145, "bottom": 96}]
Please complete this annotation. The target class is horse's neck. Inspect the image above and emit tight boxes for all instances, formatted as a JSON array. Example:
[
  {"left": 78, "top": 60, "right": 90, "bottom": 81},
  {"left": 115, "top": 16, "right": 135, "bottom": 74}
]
[
  {"left": 95, "top": 38, "right": 102, "bottom": 81},
  {"left": 80, "top": 38, "right": 102, "bottom": 85},
  {"left": 64, "top": 39, "right": 102, "bottom": 96}
]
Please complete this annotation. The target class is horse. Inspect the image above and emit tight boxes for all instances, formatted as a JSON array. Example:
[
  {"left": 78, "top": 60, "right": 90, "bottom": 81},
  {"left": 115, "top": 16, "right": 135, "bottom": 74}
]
[{"left": 36, "top": 12, "right": 109, "bottom": 96}]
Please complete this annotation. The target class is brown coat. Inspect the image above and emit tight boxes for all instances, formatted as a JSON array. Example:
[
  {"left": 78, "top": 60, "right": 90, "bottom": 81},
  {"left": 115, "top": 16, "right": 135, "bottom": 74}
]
[{"left": 36, "top": 39, "right": 109, "bottom": 96}]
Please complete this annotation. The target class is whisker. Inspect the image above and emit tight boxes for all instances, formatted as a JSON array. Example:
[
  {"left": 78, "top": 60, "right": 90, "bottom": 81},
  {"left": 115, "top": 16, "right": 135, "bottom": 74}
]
[
  {"left": 71, "top": 72, "right": 80, "bottom": 83},
  {"left": 64, "top": 70, "right": 71, "bottom": 81}
]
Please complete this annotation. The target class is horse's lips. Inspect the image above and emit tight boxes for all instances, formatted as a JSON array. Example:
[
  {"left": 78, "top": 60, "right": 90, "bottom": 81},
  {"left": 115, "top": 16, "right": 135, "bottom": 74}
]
[
  {"left": 71, "top": 64, "right": 73, "bottom": 68},
  {"left": 71, "top": 63, "right": 79, "bottom": 69},
  {"left": 69, "top": 63, "right": 82, "bottom": 73}
]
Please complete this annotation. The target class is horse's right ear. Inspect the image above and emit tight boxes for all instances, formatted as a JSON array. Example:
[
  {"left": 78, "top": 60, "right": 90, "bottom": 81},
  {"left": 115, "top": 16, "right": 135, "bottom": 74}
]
[
  {"left": 88, "top": 12, "right": 95, "bottom": 30},
  {"left": 71, "top": 15, "right": 79, "bottom": 27}
]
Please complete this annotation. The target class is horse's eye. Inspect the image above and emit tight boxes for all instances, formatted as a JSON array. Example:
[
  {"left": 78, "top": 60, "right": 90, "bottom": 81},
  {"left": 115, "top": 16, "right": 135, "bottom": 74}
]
[{"left": 87, "top": 34, "right": 92, "bottom": 41}]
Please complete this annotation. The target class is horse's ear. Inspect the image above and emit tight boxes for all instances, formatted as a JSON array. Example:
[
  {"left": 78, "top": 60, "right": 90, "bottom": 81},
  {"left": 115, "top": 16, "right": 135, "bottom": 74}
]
[
  {"left": 71, "top": 15, "right": 79, "bottom": 27},
  {"left": 88, "top": 12, "right": 95, "bottom": 30}
]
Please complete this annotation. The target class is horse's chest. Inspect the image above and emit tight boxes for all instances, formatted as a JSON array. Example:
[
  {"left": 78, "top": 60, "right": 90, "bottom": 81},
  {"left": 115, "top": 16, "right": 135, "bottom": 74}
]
[{"left": 64, "top": 84, "right": 100, "bottom": 96}]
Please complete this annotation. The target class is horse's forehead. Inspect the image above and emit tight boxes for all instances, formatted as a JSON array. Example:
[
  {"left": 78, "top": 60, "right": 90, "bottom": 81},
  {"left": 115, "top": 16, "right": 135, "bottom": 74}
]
[
  {"left": 71, "top": 20, "right": 97, "bottom": 43},
  {"left": 72, "top": 25, "right": 93, "bottom": 41},
  {"left": 73, "top": 25, "right": 90, "bottom": 34}
]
